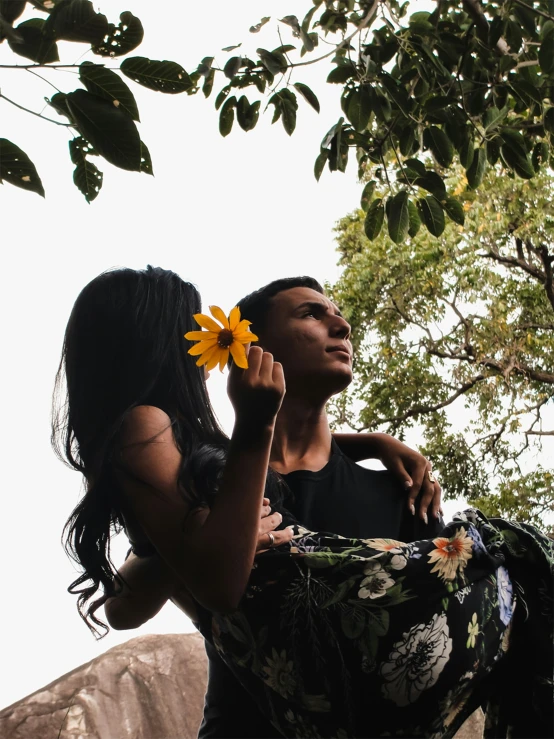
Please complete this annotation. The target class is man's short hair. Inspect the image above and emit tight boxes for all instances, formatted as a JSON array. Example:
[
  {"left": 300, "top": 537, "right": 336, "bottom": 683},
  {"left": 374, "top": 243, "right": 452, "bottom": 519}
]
[{"left": 237, "top": 276, "right": 324, "bottom": 336}]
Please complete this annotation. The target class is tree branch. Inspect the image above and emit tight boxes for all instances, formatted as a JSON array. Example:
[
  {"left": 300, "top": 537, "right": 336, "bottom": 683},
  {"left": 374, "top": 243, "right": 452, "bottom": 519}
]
[
  {"left": 0, "top": 92, "right": 71, "bottom": 127},
  {"left": 291, "top": 0, "right": 379, "bottom": 69},
  {"left": 373, "top": 373, "right": 488, "bottom": 425},
  {"left": 512, "top": 0, "right": 554, "bottom": 22}
]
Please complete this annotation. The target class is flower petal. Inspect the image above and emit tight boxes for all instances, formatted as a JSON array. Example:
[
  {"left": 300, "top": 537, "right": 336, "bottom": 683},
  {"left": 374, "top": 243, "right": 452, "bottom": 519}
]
[
  {"left": 194, "top": 313, "right": 224, "bottom": 333},
  {"left": 233, "top": 330, "right": 258, "bottom": 343},
  {"left": 218, "top": 350, "right": 228, "bottom": 373},
  {"left": 233, "top": 319, "right": 253, "bottom": 335},
  {"left": 185, "top": 330, "right": 218, "bottom": 341},
  {"left": 206, "top": 347, "right": 226, "bottom": 371},
  {"left": 230, "top": 340, "right": 248, "bottom": 369},
  {"left": 228, "top": 306, "right": 241, "bottom": 331},
  {"left": 209, "top": 305, "right": 230, "bottom": 330},
  {"left": 188, "top": 339, "right": 218, "bottom": 356},
  {"left": 196, "top": 344, "right": 221, "bottom": 367}
]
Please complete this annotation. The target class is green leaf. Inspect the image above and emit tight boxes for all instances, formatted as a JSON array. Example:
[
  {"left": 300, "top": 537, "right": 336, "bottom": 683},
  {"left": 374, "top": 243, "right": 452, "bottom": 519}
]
[
  {"left": 364, "top": 198, "right": 385, "bottom": 240},
  {"left": 277, "top": 90, "right": 298, "bottom": 135},
  {"left": 346, "top": 86, "right": 372, "bottom": 132},
  {"left": 414, "top": 171, "right": 446, "bottom": 196},
  {"left": 485, "top": 138, "right": 501, "bottom": 166},
  {"left": 0, "top": 0, "right": 26, "bottom": 24},
  {"left": 223, "top": 56, "right": 241, "bottom": 80},
  {"left": 92, "top": 11, "right": 143, "bottom": 57},
  {"left": 0, "top": 138, "right": 44, "bottom": 197},
  {"left": 423, "top": 126, "right": 454, "bottom": 168},
  {"left": 236, "top": 96, "right": 260, "bottom": 132},
  {"left": 139, "top": 140, "right": 153, "bottom": 175},
  {"left": 73, "top": 159, "right": 103, "bottom": 203},
  {"left": 459, "top": 139, "right": 474, "bottom": 170},
  {"left": 501, "top": 144, "right": 535, "bottom": 179},
  {"left": 441, "top": 195, "right": 465, "bottom": 226},
  {"left": 404, "top": 158, "right": 426, "bottom": 176},
  {"left": 387, "top": 190, "right": 410, "bottom": 244},
  {"left": 219, "top": 96, "right": 236, "bottom": 137},
  {"left": 417, "top": 195, "right": 445, "bottom": 236},
  {"left": 257, "top": 48, "right": 286, "bottom": 75},
  {"left": 539, "top": 32, "right": 554, "bottom": 74},
  {"left": 68, "top": 136, "right": 97, "bottom": 164},
  {"left": 407, "top": 198, "right": 421, "bottom": 237},
  {"left": 66, "top": 89, "right": 141, "bottom": 171},
  {"left": 250, "top": 16, "right": 270, "bottom": 33},
  {"left": 327, "top": 63, "right": 356, "bottom": 84},
  {"left": 293, "top": 82, "right": 320, "bottom": 113},
  {"left": 43, "top": 0, "right": 108, "bottom": 44},
  {"left": 79, "top": 62, "right": 139, "bottom": 121},
  {"left": 314, "top": 150, "right": 329, "bottom": 181},
  {"left": 215, "top": 86, "right": 231, "bottom": 111},
  {"left": 466, "top": 147, "right": 486, "bottom": 189},
  {"left": 202, "top": 69, "right": 215, "bottom": 98},
  {"left": 8, "top": 19, "right": 59, "bottom": 63},
  {"left": 121, "top": 57, "right": 193, "bottom": 94},
  {"left": 483, "top": 106, "right": 509, "bottom": 132},
  {"left": 360, "top": 180, "right": 376, "bottom": 211}
]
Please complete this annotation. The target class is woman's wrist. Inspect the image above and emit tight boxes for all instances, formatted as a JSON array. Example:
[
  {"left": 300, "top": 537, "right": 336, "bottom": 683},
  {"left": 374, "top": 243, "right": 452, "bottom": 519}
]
[{"left": 231, "top": 417, "right": 275, "bottom": 448}]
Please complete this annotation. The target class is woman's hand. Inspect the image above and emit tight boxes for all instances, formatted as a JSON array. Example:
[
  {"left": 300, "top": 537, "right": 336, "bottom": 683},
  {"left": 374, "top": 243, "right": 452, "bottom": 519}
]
[
  {"left": 228, "top": 346, "right": 285, "bottom": 431},
  {"left": 257, "top": 497, "right": 294, "bottom": 551}
]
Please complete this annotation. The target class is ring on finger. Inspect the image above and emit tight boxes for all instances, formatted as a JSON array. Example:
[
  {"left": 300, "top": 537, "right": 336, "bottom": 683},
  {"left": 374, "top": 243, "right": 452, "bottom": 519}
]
[
  {"left": 428, "top": 470, "right": 438, "bottom": 484},
  {"left": 267, "top": 532, "right": 275, "bottom": 548}
]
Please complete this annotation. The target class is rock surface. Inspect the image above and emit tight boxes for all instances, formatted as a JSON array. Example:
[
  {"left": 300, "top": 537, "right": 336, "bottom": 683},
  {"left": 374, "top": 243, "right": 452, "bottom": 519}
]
[
  {"left": 0, "top": 631, "right": 483, "bottom": 738},
  {"left": 0, "top": 633, "right": 207, "bottom": 739}
]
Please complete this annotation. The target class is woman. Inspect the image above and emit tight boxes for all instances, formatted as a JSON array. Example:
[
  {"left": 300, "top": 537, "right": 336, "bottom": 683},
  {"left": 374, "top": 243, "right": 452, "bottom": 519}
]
[{"left": 55, "top": 266, "right": 552, "bottom": 738}]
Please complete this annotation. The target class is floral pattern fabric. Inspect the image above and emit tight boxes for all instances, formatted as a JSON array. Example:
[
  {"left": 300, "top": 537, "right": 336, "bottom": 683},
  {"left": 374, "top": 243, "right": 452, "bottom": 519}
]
[{"left": 197, "top": 510, "right": 552, "bottom": 738}]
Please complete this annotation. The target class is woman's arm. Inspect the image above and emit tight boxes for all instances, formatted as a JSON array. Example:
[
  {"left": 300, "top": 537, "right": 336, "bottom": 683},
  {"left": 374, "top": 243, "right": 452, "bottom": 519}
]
[
  {"left": 117, "top": 348, "right": 288, "bottom": 614},
  {"left": 333, "top": 432, "right": 442, "bottom": 522},
  {"left": 104, "top": 552, "right": 179, "bottom": 630},
  {"left": 105, "top": 498, "right": 290, "bottom": 630}
]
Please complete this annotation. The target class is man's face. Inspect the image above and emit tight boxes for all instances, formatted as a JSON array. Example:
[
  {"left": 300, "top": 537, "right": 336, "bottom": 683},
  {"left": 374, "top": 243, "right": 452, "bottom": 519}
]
[{"left": 260, "top": 287, "right": 353, "bottom": 398}]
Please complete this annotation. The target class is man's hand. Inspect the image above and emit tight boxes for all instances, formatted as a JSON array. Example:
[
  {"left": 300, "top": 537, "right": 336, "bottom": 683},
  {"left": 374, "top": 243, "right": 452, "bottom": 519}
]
[{"left": 374, "top": 434, "right": 443, "bottom": 523}]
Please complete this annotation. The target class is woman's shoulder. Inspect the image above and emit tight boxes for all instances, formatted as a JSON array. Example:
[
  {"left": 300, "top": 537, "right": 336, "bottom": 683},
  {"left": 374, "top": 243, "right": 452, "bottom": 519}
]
[{"left": 120, "top": 405, "right": 173, "bottom": 446}]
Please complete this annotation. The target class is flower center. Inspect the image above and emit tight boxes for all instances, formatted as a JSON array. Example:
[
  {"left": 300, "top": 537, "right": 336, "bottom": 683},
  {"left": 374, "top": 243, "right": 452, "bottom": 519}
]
[{"left": 218, "top": 329, "right": 234, "bottom": 348}]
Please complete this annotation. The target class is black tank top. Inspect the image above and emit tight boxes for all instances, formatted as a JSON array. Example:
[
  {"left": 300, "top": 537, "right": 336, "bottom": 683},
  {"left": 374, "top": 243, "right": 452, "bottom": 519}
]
[{"left": 198, "top": 443, "right": 442, "bottom": 738}]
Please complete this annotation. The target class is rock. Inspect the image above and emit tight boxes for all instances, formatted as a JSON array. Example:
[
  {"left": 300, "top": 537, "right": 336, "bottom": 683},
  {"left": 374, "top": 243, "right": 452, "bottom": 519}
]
[
  {"left": 0, "top": 631, "right": 484, "bottom": 739},
  {"left": 0, "top": 633, "right": 207, "bottom": 739}
]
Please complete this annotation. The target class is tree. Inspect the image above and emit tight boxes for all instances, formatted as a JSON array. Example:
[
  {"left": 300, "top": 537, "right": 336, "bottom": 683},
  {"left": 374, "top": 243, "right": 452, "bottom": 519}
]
[
  {"left": 0, "top": 0, "right": 198, "bottom": 201},
  {"left": 187, "top": 0, "right": 554, "bottom": 238},
  {"left": 329, "top": 163, "right": 553, "bottom": 529}
]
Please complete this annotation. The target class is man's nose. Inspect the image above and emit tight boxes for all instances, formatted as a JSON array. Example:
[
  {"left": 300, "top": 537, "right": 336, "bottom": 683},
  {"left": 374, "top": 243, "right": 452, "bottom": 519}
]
[{"left": 330, "top": 315, "right": 351, "bottom": 339}]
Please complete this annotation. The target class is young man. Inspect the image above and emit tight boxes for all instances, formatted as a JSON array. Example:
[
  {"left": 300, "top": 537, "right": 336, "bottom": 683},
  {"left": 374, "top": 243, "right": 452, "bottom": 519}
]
[{"left": 106, "top": 276, "right": 442, "bottom": 738}]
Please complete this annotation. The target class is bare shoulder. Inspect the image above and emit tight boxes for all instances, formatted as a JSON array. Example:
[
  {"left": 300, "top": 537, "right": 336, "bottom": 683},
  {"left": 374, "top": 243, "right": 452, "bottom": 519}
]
[{"left": 119, "top": 405, "right": 173, "bottom": 447}]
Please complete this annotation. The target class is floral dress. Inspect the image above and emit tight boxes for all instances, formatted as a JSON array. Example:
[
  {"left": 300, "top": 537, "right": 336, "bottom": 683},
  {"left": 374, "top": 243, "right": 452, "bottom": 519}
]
[{"left": 196, "top": 510, "right": 552, "bottom": 738}]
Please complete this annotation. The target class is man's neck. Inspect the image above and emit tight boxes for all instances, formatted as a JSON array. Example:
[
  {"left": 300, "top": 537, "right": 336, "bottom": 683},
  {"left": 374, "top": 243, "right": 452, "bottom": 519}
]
[{"left": 269, "top": 395, "right": 333, "bottom": 474}]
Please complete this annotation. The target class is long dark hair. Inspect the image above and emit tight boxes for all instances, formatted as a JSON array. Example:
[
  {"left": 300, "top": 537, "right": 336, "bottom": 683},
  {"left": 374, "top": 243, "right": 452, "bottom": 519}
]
[{"left": 53, "top": 266, "right": 228, "bottom": 636}]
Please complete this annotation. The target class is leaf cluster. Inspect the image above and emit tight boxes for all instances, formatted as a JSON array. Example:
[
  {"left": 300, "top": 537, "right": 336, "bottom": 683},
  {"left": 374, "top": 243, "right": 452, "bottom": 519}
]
[
  {"left": 0, "top": 0, "right": 197, "bottom": 201},
  {"left": 330, "top": 163, "right": 554, "bottom": 526},
  {"left": 196, "top": 1, "right": 554, "bottom": 236}
]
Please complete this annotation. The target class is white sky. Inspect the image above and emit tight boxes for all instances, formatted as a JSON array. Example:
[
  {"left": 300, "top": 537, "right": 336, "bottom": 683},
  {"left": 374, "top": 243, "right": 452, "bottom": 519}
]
[{"left": 0, "top": 0, "right": 469, "bottom": 708}]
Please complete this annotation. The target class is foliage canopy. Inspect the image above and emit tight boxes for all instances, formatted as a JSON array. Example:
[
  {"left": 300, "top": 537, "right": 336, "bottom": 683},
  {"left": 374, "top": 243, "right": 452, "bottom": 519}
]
[
  {"left": 0, "top": 0, "right": 197, "bottom": 201},
  {"left": 188, "top": 0, "right": 554, "bottom": 238},
  {"left": 330, "top": 164, "right": 554, "bottom": 529}
]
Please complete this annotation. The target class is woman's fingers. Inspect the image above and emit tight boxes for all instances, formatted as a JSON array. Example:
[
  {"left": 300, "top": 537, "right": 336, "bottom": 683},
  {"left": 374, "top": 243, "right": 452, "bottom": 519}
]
[
  {"left": 256, "top": 525, "right": 294, "bottom": 552},
  {"left": 258, "top": 511, "right": 282, "bottom": 536}
]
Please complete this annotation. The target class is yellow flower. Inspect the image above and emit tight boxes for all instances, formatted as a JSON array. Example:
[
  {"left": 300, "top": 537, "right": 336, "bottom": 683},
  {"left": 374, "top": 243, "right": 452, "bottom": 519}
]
[{"left": 184, "top": 305, "right": 258, "bottom": 372}]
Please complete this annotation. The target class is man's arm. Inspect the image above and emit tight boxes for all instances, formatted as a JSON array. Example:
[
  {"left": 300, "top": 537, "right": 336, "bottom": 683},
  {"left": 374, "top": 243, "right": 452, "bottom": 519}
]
[{"left": 333, "top": 432, "right": 442, "bottom": 523}]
